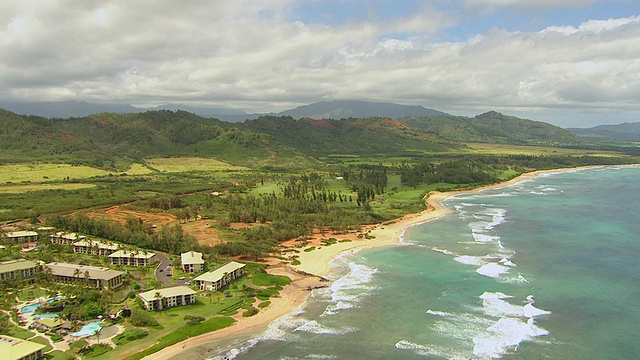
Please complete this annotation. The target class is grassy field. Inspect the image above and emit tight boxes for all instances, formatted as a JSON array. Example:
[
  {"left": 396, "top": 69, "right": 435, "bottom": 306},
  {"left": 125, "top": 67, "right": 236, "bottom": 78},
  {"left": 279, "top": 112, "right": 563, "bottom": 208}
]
[
  {"left": 0, "top": 183, "right": 96, "bottom": 193},
  {"left": 146, "top": 157, "right": 250, "bottom": 173},
  {"left": 125, "top": 163, "right": 154, "bottom": 175},
  {"left": 0, "top": 163, "right": 113, "bottom": 183},
  {"left": 463, "top": 143, "right": 622, "bottom": 157}
]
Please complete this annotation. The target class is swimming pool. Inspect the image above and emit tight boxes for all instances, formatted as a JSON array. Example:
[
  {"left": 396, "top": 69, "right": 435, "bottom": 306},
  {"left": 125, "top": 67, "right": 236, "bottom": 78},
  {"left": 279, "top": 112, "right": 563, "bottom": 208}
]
[
  {"left": 71, "top": 321, "right": 103, "bottom": 337},
  {"left": 20, "top": 303, "right": 42, "bottom": 313}
]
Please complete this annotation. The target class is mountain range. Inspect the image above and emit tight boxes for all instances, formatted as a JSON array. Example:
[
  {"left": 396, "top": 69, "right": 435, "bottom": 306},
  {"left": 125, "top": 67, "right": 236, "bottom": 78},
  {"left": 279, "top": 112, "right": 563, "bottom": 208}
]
[
  {"left": 570, "top": 122, "right": 640, "bottom": 142},
  {"left": 0, "top": 100, "right": 445, "bottom": 122}
]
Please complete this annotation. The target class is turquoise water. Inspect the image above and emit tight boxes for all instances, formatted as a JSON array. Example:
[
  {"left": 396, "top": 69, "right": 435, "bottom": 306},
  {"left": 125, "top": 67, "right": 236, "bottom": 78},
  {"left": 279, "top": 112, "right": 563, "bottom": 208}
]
[
  {"left": 198, "top": 166, "right": 640, "bottom": 359},
  {"left": 20, "top": 303, "right": 42, "bottom": 313},
  {"left": 71, "top": 321, "right": 103, "bottom": 337}
]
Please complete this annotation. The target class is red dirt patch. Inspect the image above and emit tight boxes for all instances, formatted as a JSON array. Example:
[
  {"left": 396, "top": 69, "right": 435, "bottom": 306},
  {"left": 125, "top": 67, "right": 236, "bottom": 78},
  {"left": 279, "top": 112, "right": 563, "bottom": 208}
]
[{"left": 302, "top": 118, "right": 336, "bottom": 130}]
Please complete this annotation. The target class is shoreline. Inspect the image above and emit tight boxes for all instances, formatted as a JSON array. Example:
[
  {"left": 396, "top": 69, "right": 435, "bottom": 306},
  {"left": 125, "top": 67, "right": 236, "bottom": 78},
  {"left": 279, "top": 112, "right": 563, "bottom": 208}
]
[{"left": 142, "top": 166, "right": 604, "bottom": 360}]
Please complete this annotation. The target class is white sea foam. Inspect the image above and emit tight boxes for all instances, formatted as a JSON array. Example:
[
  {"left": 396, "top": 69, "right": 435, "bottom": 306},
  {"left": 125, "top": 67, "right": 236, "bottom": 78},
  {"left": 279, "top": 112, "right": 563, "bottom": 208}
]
[
  {"left": 454, "top": 255, "right": 486, "bottom": 266},
  {"left": 206, "top": 312, "right": 306, "bottom": 359},
  {"left": 432, "top": 247, "right": 456, "bottom": 256},
  {"left": 499, "top": 258, "right": 516, "bottom": 267},
  {"left": 426, "top": 309, "right": 453, "bottom": 317},
  {"left": 395, "top": 340, "right": 467, "bottom": 358},
  {"left": 320, "top": 262, "right": 377, "bottom": 316},
  {"left": 473, "top": 317, "right": 549, "bottom": 358},
  {"left": 293, "top": 320, "right": 357, "bottom": 335},
  {"left": 476, "top": 263, "right": 509, "bottom": 278},
  {"left": 523, "top": 303, "right": 552, "bottom": 318},
  {"left": 305, "top": 354, "right": 338, "bottom": 359},
  {"left": 472, "top": 232, "right": 500, "bottom": 243}
]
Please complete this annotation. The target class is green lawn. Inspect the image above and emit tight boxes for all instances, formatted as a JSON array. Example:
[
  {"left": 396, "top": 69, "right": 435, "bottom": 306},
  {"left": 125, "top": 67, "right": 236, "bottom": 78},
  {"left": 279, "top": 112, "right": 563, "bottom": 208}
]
[
  {"left": 146, "top": 157, "right": 249, "bottom": 173},
  {"left": 0, "top": 163, "right": 113, "bottom": 184},
  {"left": 0, "top": 183, "right": 96, "bottom": 193}
]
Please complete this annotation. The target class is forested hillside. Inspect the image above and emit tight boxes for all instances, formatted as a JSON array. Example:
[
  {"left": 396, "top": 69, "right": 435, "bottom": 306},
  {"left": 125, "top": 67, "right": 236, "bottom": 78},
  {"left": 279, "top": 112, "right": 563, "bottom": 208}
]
[
  {"left": 237, "top": 116, "right": 463, "bottom": 156},
  {"left": 401, "top": 111, "right": 579, "bottom": 145},
  {"left": 0, "top": 109, "right": 313, "bottom": 170}
]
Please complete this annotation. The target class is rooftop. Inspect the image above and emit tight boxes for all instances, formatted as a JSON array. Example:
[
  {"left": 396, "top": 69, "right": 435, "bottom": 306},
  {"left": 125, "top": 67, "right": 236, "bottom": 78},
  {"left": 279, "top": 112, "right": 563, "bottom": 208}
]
[
  {"left": 0, "top": 259, "right": 37, "bottom": 273},
  {"left": 194, "top": 261, "right": 245, "bottom": 283},
  {"left": 0, "top": 335, "right": 46, "bottom": 360},
  {"left": 4, "top": 231, "right": 38, "bottom": 238},
  {"left": 138, "top": 285, "right": 196, "bottom": 302},
  {"left": 45, "top": 262, "right": 124, "bottom": 281},
  {"left": 73, "top": 239, "right": 119, "bottom": 250},
  {"left": 109, "top": 250, "right": 155, "bottom": 259},
  {"left": 181, "top": 251, "right": 204, "bottom": 265}
]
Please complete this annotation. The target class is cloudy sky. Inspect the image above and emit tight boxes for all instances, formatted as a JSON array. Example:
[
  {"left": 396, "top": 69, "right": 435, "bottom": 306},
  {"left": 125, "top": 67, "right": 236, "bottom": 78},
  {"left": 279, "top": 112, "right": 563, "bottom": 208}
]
[{"left": 2, "top": 0, "right": 639, "bottom": 127}]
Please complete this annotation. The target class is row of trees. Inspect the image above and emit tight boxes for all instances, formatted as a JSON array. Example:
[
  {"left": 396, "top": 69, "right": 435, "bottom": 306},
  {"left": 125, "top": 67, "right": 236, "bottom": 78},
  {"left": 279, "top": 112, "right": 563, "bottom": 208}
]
[{"left": 45, "top": 213, "right": 197, "bottom": 254}]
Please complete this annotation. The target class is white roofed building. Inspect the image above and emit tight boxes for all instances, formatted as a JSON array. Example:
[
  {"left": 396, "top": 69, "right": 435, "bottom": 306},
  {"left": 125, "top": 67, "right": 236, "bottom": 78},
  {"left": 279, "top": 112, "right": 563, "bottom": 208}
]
[
  {"left": 73, "top": 239, "right": 119, "bottom": 256},
  {"left": 194, "top": 261, "right": 245, "bottom": 291},
  {"left": 49, "top": 232, "right": 84, "bottom": 245},
  {"left": 45, "top": 262, "right": 124, "bottom": 290},
  {"left": 109, "top": 250, "right": 156, "bottom": 267},
  {"left": 180, "top": 251, "right": 204, "bottom": 273},
  {"left": 3, "top": 231, "right": 38, "bottom": 243},
  {"left": 138, "top": 286, "right": 196, "bottom": 311}
]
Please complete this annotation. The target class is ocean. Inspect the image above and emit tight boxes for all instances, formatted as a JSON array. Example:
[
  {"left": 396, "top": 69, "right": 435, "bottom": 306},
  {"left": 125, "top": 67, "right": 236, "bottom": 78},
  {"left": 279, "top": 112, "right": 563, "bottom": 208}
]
[{"left": 201, "top": 165, "right": 640, "bottom": 359}]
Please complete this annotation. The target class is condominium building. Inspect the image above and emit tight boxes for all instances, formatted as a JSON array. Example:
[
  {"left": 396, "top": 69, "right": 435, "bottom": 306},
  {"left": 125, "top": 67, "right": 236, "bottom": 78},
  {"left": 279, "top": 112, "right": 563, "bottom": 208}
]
[
  {"left": 0, "top": 259, "right": 37, "bottom": 282},
  {"left": 194, "top": 261, "right": 245, "bottom": 291},
  {"left": 109, "top": 250, "right": 156, "bottom": 267},
  {"left": 0, "top": 335, "right": 46, "bottom": 360},
  {"left": 3, "top": 231, "right": 38, "bottom": 243},
  {"left": 180, "top": 251, "right": 204, "bottom": 273},
  {"left": 49, "top": 232, "right": 84, "bottom": 245},
  {"left": 138, "top": 285, "right": 196, "bottom": 311},
  {"left": 45, "top": 262, "right": 124, "bottom": 290},
  {"left": 73, "top": 239, "right": 119, "bottom": 256}
]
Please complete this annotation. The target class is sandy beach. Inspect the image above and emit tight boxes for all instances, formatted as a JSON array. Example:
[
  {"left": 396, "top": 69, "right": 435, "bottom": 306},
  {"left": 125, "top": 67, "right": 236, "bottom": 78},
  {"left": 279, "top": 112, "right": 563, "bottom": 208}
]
[{"left": 142, "top": 168, "right": 572, "bottom": 360}]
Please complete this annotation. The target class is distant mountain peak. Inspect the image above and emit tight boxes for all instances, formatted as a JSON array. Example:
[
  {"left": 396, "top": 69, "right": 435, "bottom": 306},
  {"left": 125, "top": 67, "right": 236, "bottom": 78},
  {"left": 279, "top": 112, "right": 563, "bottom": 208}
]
[{"left": 279, "top": 100, "right": 450, "bottom": 120}]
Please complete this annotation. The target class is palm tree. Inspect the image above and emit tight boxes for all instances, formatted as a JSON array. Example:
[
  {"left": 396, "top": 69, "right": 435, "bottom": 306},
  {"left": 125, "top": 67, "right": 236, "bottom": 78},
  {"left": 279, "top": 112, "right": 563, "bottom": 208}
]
[{"left": 153, "top": 291, "right": 162, "bottom": 312}]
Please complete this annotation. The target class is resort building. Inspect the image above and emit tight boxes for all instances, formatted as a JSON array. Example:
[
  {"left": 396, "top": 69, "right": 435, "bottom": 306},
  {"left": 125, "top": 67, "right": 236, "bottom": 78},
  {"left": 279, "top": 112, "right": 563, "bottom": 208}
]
[
  {"left": 2, "top": 231, "right": 38, "bottom": 243},
  {"left": 194, "top": 261, "right": 245, "bottom": 291},
  {"left": 109, "top": 250, "right": 156, "bottom": 267},
  {"left": 0, "top": 259, "right": 37, "bottom": 282},
  {"left": 180, "top": 251, "right": 204, "bottom": 273},
  {"left": 0, "top": 335, "right": 46, "bottom": 360},
  {"left": 138, "top": 285, "right": 196, "bottom": 311},
  {"left": 49, "top": 232, "right": 85, "bottom": 245},
  {"left": 45, "top": 262, "right": 124, "bottom": 290},
  {"left": 73, "top": 239, "right": 119, "bottom": 256}
]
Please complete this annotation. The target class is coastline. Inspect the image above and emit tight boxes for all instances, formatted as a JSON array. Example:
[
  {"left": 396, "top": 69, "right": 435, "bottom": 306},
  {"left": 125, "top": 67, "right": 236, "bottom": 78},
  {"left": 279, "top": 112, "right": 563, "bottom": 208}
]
[{"left": 142, "top": 167, "right": 590, "bottom": 360}]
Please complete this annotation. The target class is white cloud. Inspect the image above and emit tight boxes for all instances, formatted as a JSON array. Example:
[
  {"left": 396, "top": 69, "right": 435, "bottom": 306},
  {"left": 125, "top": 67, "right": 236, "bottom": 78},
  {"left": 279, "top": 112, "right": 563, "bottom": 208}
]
[{"left": 0, "top": 1, "right": 639, "bottom": 126}]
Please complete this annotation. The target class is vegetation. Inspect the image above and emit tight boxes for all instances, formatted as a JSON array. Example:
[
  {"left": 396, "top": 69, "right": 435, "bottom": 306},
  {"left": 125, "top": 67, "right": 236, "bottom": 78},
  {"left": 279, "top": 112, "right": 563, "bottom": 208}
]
[{"left": 0, "top": 106, "right": 638, "bottom": 360}]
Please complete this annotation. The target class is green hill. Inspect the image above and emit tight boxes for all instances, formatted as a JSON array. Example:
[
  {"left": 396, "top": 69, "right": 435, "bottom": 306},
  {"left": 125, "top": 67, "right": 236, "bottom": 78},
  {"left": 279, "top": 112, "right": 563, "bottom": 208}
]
[
  {"left": 237, "top": 115, "right": 463, "bottom": 156},
  {"left": 0, "top": 109, "right": 314, "bottom": 170},
  {"left": 401, "top": 111, "right": 579, "bottom": 145}
]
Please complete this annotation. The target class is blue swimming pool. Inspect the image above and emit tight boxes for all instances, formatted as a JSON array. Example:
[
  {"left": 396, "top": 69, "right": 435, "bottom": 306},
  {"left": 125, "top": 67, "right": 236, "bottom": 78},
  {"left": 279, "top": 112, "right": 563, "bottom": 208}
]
[
  {"left": 20, "top": 303, "right": 42, "bottom": 313},
  {"left": 48, "top": 296, "right": 65, "bottom": 303},
  {"left": 71, "top": 321, "right": 103, "bottom": 337}
]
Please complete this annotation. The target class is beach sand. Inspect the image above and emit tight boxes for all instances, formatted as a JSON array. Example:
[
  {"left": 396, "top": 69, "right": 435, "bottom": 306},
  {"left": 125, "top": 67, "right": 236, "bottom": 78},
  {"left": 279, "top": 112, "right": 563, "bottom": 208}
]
[{"left": 142, "top": 169, "right": 564, "bottom": 360}]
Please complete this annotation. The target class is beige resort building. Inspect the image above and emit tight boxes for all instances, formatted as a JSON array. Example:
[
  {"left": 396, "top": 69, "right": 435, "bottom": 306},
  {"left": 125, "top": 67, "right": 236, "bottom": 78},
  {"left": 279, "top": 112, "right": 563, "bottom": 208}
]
[
  {"left": 180, "top": 251, "right": 204, "bottom": 273},
  {"left": 2, "top": 231, "right": 38, "bottom": 243},
  {"left": 45, "top": 262, "right": 124, "bottom": 290},
  {"left": 0, "top": 259, "right": 37, "bottom": 282},
  {"left": 138, "top": 285, "right": 196, "bottom": 311},
  {"left": 194, "top": 261, "right": 245, "bottom": 291},
  {"left": 73, "top": 239, "right": 119, "bottom": 256},
  {"left": 49, "top": 232, "right": 84, "bottom": 245},
  {"left": 1, "top": 335, "right": 46, "bottom": 360},
  {"left": 109, "top": 250, "right": 156, "bottom": 267}
]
